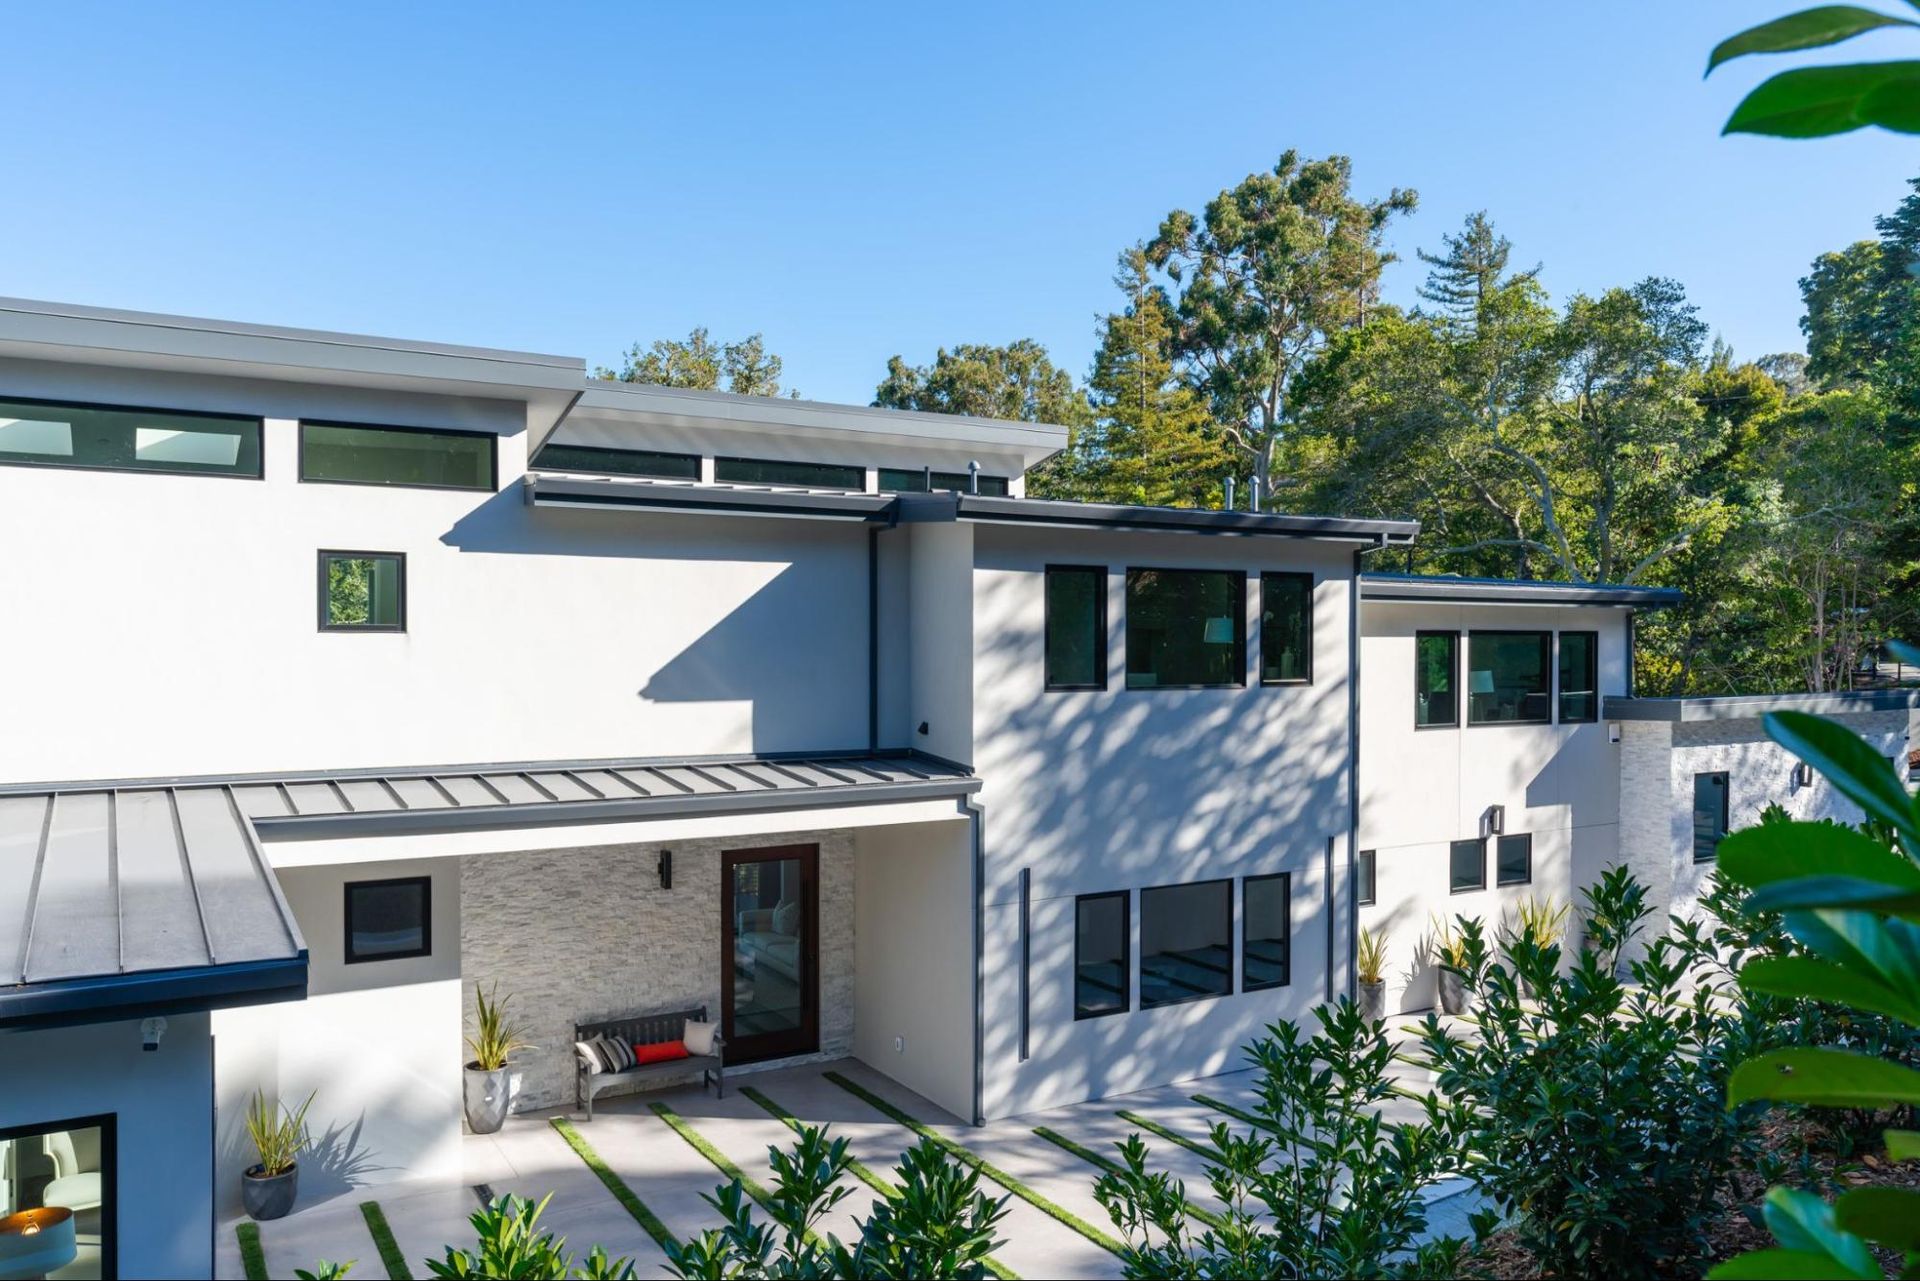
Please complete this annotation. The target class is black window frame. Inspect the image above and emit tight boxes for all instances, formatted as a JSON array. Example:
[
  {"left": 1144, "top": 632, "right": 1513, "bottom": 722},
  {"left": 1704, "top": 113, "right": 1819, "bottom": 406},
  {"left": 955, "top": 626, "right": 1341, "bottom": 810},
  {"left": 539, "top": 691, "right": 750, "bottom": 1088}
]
[
  {"left": 1557, "top": 630, "right": 1599, "bottom": 724},
  {"left": 1357, "top": 848, "right": 1377, "bottom": 906},
  {"left": 877, "top": 466, "right": 1011, "bottom": 496},
  {"left": 1123, "top": 567, "right": 1248, "bottom": 691},
  {"left": 1450, "top": 837, "right": 1487, "bottom": 894},
  {"left": 1466, "top": 629, "right": 1555, "bottom": 727},
  {"left": 1044, "top": 564, "right": 1107, "bottom": 692},
  {"left": 1139, "top": 877, "right": 1235, "bottom": 1009},
  {"left": 1072, "top": 890, "right": 1130, "bottom": 1020},
  {"left": 298, "top": 419, "right": 499, "bottom": 493},
  {"left": 1241, "top": 872, "right": 1292, "bottom": 992},
  {"left": 0, "top": 393, "right": 264, "bottom": 481},
  {"left": 1496, "top": 833, "right": 1533, "bottom": 887},
  {"left": 1258, "top": 571, "right": 1315, "bottom": 686},
  {"left": 1693, "top": 771, "right": 1731, "bottom": 863},
  {"left": 318, "top": 550, "right": 408, "bottom": 633},
  {"left": 713, "top": 455, "right": 866, "bottom": 491},
  {"left": 529, "top": 442, "right": 700, "bottom": 480},
  {"left": 1415, "top": 630, "right": 1460, "bottom": 729},
  {"left": 344, "top": 874, "right": 433, "bottom": 964},
  {"left": 0, "top": 1112, "right": 117, "bottom": 1278}
]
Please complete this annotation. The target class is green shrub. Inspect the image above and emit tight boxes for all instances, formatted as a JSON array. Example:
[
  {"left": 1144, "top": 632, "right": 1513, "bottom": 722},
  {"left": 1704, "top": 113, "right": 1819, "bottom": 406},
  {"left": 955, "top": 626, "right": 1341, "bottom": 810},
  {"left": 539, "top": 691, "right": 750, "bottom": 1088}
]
[
  {"left": 1418, "top": 870, "right": 1770, "bottom": 1279},
  {"left": 1091, "top": 998, "right": 1467, "bottom": 1280},
  {"left": 423, "top": 1194, "right": 635, "bottom": 1280}
]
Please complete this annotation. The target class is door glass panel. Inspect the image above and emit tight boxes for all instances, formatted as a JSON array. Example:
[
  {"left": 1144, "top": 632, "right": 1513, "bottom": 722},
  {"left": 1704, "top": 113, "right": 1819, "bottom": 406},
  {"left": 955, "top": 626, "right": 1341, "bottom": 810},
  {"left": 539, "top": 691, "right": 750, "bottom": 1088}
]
[{"left": 730, "top": 857, "right": 806, "bottom": 1039}]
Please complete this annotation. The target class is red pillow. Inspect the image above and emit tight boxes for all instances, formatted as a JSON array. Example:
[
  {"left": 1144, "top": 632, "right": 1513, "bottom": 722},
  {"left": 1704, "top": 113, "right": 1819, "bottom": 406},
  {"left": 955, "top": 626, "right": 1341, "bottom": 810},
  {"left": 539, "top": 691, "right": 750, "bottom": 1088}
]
[{"left": 633, "top": 1040, "right": 689, "bottom": 1065}]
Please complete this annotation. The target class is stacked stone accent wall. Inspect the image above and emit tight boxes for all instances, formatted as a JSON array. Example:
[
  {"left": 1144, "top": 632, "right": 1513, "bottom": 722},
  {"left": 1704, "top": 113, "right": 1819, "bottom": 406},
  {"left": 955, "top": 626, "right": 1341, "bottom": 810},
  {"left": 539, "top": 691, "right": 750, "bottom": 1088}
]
[{"left": 461, "top": 829, "right": 855, "bottom": 1111}]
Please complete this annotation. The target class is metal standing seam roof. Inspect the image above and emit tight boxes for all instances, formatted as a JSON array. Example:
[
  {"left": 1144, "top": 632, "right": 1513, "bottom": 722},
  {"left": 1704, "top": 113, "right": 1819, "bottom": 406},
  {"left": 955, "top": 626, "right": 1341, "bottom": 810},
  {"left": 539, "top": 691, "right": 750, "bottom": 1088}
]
[
  {"left": 1360, "top": 573, "right": 1685, "bottom": 607},
  {"left": 0, "top": 751, "right": 976, "bottom": 1027}
]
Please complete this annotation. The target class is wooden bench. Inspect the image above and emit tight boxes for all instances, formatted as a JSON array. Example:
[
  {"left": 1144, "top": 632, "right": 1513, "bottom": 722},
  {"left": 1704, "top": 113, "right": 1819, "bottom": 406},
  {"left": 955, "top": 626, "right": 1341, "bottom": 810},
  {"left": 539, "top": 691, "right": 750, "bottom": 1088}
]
[{"left": 574, "top": 1006, "right": 724, "bottom": 1120}]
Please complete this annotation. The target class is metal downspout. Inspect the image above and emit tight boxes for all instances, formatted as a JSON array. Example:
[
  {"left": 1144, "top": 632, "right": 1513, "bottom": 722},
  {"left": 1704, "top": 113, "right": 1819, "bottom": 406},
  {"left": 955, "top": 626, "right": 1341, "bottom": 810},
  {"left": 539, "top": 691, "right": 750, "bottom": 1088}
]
[
  {"left": 968, "top": 796, "right": 985, "bottom": 1126},
  {"left": 868, "top": 525, "right": 880, "bottom": 751}
]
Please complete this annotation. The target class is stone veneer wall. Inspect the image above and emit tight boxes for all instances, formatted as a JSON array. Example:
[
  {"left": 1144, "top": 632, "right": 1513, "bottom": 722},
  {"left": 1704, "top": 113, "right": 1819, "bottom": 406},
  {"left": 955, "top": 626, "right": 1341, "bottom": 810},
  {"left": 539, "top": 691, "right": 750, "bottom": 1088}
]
[{"left": 461, "top": 829, "right": 855, "bottom": 1111}]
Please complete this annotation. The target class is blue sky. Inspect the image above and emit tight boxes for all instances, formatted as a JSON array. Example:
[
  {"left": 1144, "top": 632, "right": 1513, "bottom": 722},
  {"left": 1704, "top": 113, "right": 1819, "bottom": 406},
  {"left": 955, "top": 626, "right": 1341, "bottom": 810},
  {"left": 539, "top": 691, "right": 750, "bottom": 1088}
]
[{"left": 4, "top": 2, "right": 1915, "bottom": 403}]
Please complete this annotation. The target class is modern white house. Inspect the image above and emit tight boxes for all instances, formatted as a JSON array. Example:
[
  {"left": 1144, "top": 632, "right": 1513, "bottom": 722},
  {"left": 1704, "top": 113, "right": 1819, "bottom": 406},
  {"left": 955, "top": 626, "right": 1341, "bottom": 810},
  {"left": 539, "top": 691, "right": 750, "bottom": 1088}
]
[{"left": 0, "top": 296, "right": 1912, "bottom": 1278}]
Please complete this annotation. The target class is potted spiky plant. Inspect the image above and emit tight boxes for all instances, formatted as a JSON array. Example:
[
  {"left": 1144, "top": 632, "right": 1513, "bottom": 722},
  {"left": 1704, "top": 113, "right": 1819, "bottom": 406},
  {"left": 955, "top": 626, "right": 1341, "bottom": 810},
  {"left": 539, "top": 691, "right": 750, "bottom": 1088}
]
[
  {"left": 1429, "top": 915, "right": 1473, "bottom": 1016},
  {"left": 1502, "top": 895, "right": 1570, "bottom": 999},
  {"left": 464, "top": 984, "right": 531, "bottom": 1135},
  {"left": 242, "top": 1089, "right": 313, "bottom": 1221},
  {"left": 1356, "top": 927, "right": 1388, "bottom": 1022}
]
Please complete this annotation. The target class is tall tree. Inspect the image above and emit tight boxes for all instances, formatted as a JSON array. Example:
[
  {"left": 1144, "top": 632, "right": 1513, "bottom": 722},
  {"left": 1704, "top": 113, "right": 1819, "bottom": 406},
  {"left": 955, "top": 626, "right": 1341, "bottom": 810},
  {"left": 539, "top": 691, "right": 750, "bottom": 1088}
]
[
  {"left": 1415, "top": 211, "right": 1539, "bottom": 329},
  {"left": 599, "top": 328, "right": 790, "bottom": 397},
  {"left": 872, "top": 339, "right": 1090, "bottom": 426},
  {"left": 1144, "top": 151, "right": 1416, "bottom": 506}
]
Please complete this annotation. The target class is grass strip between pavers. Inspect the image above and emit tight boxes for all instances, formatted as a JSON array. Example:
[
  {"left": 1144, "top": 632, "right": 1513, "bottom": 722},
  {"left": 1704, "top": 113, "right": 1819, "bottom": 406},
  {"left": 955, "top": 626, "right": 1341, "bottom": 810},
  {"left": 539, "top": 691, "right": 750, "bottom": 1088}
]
[
  {"left": 649, "top": 1101, "right": 828, "bottom": 1250},
  {"left": 823, "top": 1069, "right": 1128, "bottom": 1259},
  {"left": 1116, "top": 1109, "right": 1214, "bottom": 1161},
  {"left": 235, "top": 1221, "right": 269, "bottom": 1281},
  {"left": 741, "top": 1084, "right": 1022, "bottom": 1281},
  {"left": 548, "top": 1116, "right": 677, "bottom": 1250},
  {"left": 358, "top": 1200, "right": 413, "bottom": 1280},
  {"left": 1032, "top": 1126, "right": 1227, "bottom": 1233},
  {"left": 1190, "top": 1093, "right": 1279, "bottom": 1134}
]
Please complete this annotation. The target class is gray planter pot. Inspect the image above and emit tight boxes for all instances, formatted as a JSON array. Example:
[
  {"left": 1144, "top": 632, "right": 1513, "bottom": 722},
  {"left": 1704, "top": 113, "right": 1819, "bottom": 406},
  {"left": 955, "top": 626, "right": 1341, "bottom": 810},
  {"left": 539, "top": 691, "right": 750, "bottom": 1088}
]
[
  {"left": 1436, "top": 968, "right": 1469, "bottom": 1016},
  {"left": 464, "top": 1064, "right": 515, "bottom": 1134},
  {"left": 242, "top": 1163, "right": 298, "bottom": 1221},
  {"left": 1358, "top": 979, "right": 1386, "bottom": 1023}
]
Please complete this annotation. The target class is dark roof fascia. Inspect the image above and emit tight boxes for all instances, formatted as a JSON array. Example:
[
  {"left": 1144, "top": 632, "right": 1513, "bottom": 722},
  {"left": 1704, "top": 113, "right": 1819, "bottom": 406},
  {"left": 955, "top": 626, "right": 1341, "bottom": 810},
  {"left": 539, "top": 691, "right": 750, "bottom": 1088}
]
[
  {"left": 943, "top": 494, "right": 1420, "bottom": 543},
  {"left": 253, "top": 775, "right": 981, "bottom": 841},
  {"left": 1361, "top": 574, "right": 1684, "bottom": 608},
  {"left": 524, "top": 475, "right": 898, "bottom": 523},
  {"left": 0, "top": 953, "right": 308, "bottom": 1032},
  {"left": 1604, "top": 689, "right": 1920, "bottom": 722}
]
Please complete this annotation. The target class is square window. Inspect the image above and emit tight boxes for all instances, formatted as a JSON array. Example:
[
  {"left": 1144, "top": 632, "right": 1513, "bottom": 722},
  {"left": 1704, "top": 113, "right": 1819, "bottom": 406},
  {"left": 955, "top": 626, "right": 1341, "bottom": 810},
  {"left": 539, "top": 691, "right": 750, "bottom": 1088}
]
[
  {"left": 1450, "top": 838, "right": 1486, "bottom": 894},
  {"left": 877, "top": 467, "right": 1010, "bottom": 496},
  {"left": 1693, "top": 772, "right": 1730, "bottom": 863},
  {"left": 1416, "top": 632, "right": 1458, "bottom": 727},
  {"left": 1140, "top": 880, "right": 1232, "bottom": 1007},
  {"left": 1496, "top": 833, "right": 1532, "bottom": 887},
  {"left": 1558, "top": 632, "right": 1598, "bottom": 723},
  {"left": 319, "top": 552, "right": 405, "bottom": 631},
  {"left": 1357, "top": 848, "right": 1377, "bottom": 906},
  {"left": 1467, "top": 632, "right": 1553, "bottom": 725},
  {"left": 1074, "top": 892, "right": 1128, "bottom": 1019},
  {"left": 344, "top": 876, "right": 432, "bottom": 963},
  {"left": 0, "top": 1114, "right": 115, "bottom": 1278},
  {"left": 1259, "top": 573, "right": 1313, "bottom": 684},
  {"left": 300, "top": 421, "right": 495, "bottom": 491},
  {"left": 1045, "top": 566, "right": 1106, "bottom": 690},
  {"left": 1125, "top": 569, "right": 1245, "bottom": 689},
  {"left": 1242, "top": 874, "right": 1291, "bottom": 991}
]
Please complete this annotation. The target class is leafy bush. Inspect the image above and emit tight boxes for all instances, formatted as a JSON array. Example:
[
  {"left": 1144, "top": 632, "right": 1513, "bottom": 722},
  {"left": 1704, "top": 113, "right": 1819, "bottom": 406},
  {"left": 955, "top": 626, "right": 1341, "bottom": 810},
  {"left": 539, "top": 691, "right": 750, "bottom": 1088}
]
[
  {"left": 1092, "top": 998, "right": 1467, "bottom": 1280},
  {"left": 663, "top": 1125, "right": 1007, "bottom": 1279},
  {"left": 1418, "top": 870, "right": 1771, "bottom": 1279},
  {"left": 425, "top": 1194, "right": 635, "bottom": 1280}
]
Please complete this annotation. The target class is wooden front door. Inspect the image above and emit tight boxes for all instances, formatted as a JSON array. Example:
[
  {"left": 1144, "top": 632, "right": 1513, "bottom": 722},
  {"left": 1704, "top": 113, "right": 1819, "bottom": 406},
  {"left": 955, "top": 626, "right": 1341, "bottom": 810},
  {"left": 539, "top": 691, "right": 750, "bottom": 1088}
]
[{"left": 720, "top": 844, "right": 819, "bottom": 1063}]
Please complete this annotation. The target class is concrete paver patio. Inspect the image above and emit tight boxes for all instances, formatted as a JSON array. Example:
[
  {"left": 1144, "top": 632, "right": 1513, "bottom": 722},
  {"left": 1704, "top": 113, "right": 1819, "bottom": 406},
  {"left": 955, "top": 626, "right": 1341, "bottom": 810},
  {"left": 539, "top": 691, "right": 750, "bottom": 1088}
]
[{"left": 217, "top": 1043, "right": 1478, "bottom": 1281}]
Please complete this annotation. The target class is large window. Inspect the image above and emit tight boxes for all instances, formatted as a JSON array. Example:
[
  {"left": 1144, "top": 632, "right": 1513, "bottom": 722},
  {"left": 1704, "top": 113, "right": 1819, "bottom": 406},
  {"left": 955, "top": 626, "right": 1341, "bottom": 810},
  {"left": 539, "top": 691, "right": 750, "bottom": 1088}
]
[
  {"left": 1496, "top": 833, "right": 1533, "bottom": 887},
  {"left": 714, "top": 457, "right": 864, "bottom": 489},
  {"left": 1045, "top": 566, "right": 1106, "bottom": 690},
  {"left": 878, "top": 467, "right": 1010, "bottom": 496},
  {"left": 1125, "top": 569, "right": 1245, "bottom": 689},
  {"left": 1450, "top": 838, "right": 1486, "bottom": 893},
  {"left": 345, "top": 876, "right": 432, "bottom": 963},
  {"left": 301, "top": 421, "right": 496, "bottom": 491},
  {"left": 531, "top": 443, "right": 699, "bottom": 479},
  {"left": 1259, "top": 573, "right": 1313, "bottom": 684},
  {"left": 1140, "top": 880, "right": 1233, "bottom": 1007},
  {"left": 1357, "top": 848, "right": 1378, "bottom": 906},
  {"left": 1467, "top": 631, "right": 1553, "bottom": 725},
  {"left": 0, "top": 1114, "right": 113, "bottom": 1279},
  {"left": 1693, "top": 772, "right": 1730, "bottom": 863},
  {"left": 1073, "top": 892, "right": 1128, "bottom": 1019},
  {"left": 319, "top": 552, "right": 405, "bottom": 631},
  {"left": 1242, "top": 874, "right": 1291, "bottom": 991},
  {"left": 1415, "top": 631, "right": 1459, "bottom": 728},
  {"left": 1558, "top": 632, "right": 1598, "bottom": 723},
  {"left": 0, "top": 396, "right": 260, "bottom": 479}
]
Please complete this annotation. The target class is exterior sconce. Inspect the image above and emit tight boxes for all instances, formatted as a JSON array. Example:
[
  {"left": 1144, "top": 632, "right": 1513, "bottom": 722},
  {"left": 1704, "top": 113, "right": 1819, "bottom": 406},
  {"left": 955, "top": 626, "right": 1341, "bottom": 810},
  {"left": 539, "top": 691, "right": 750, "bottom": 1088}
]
[
  {"left": 1608, "top": 723, "right": 1622, "bottom": 744},
  {"left": 1793, "top": 762, "right": 1815, "bottom": 788},
  {"left": 658, "top": 849, "right": 673, "bottom": 890},
  {"left": 1481, "top": 804, "right": 1505, "bottom": 839}
]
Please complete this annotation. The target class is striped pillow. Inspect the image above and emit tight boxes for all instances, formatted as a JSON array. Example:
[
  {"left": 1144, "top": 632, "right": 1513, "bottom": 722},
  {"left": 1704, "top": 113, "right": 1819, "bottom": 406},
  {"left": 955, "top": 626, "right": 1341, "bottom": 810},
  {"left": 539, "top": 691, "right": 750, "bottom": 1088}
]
[{"left": 599, "top": 1036, "right": 635, "bottom": 1072}]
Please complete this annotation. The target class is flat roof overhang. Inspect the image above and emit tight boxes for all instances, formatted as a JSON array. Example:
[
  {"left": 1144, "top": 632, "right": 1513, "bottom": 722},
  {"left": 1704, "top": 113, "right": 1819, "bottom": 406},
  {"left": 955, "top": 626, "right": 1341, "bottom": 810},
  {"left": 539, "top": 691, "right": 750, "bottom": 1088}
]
[
  {"left": 938, "top": 494, "right": 1421, "bottom": 543},
  {"left": 524, "top": 474, "right": 899, "bottom": 523},
  {"left": 0, "top": 954, "right": 309, "bottom": 1033},
  {"left": 1604, "top": 689, "right": 1920, "bottom": 722},
  {"left": 1361, "top": 574, "right": 1683, "bottom": 608}
]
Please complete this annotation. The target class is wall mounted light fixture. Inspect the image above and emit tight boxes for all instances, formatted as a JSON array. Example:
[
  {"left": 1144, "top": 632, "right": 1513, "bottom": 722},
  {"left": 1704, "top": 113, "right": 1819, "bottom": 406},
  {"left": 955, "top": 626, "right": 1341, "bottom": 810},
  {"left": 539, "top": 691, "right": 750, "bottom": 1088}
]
[
  {"left": 1481, "top": 804, "right": 1505, "bottom": 839},
  {"left": 658, "top": 849, "right": 673, "bottom": 890},
  {"left": 1793, "top": 762, "right": 1815, "bottom": 788}
]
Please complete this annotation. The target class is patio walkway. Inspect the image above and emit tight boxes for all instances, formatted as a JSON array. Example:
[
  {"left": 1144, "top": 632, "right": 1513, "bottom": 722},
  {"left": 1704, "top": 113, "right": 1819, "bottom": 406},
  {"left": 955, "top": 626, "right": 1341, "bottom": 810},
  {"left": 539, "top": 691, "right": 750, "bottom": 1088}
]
[{"left": 216, "top": 1041, "right": 1478, "bottom": 1281}]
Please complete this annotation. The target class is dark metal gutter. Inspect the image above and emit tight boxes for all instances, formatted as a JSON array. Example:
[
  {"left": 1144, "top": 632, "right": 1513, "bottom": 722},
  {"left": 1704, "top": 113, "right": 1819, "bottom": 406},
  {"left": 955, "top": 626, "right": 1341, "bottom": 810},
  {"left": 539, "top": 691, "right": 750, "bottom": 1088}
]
[
  {"left": 0, "top": 953, "right": 309, "bottom": 1032},
  {"left": 525, "top": 475, "right": 897, "bottom": 522},
  {"left": 948, "top": 494, "right": 1420, "bottom": 543},
  {"left": 1361, "top": 574, "right": 1683, "bottom": 608}
]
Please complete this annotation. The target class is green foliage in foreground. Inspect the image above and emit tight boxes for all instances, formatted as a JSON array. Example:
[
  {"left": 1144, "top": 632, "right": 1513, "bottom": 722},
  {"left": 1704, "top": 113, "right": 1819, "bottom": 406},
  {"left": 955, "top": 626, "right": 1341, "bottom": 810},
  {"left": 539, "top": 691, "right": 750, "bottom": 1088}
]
[
  {"left": 1092, "top": 998, "right": 1466, "bottom": 1280},
  {"left": 423, "top": 1194, "right": 635, "bottom": 1280},
  {"left": 1708, "top": 4, "right": 1920, "bottom": 137}
]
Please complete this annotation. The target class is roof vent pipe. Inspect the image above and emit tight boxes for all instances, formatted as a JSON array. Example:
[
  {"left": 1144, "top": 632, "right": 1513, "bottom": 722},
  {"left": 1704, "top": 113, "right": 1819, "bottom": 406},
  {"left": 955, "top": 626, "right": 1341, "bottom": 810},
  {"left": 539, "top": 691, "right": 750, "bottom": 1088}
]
[
  {"left": 1250, "top": 475, "right": 1263, "bottom": 512},
  {"left": 1223, "top": 476, "right": 1235, "bottom": 510},
  {"left": 968, "top": 460, "right": 980, "bottom": 494}
]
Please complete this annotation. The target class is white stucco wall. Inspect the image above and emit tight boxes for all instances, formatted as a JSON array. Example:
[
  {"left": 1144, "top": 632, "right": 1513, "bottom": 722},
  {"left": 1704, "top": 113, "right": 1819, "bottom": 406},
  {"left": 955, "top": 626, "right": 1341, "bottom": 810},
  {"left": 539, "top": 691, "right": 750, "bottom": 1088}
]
[
  {"left": 852, "top": 821, "right": 976, "bottom": 1120},
  {"left": 969, "top": 526, "right": 1354, "bottom": 1118},
  {"left": 1357, "top": 602, "right": 1631, "bottom": 1012},
  {"left": 0, "top": 1014, "right": 216, "bottom": 1279}
]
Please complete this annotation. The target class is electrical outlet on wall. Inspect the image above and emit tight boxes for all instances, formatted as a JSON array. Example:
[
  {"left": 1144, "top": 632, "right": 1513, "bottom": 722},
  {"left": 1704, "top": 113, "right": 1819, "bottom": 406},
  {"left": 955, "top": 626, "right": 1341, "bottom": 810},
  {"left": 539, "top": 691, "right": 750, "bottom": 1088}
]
[{"left": 893, "top": 1035, "right": 905, "bottom": 1054}]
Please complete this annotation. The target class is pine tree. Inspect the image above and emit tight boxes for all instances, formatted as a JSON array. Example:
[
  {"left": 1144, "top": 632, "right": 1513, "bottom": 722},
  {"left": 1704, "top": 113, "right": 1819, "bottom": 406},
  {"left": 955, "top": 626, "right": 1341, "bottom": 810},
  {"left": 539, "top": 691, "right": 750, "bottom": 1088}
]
[{"left": 1416, "top": 212, "right": 1539, "bottom": 332}]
